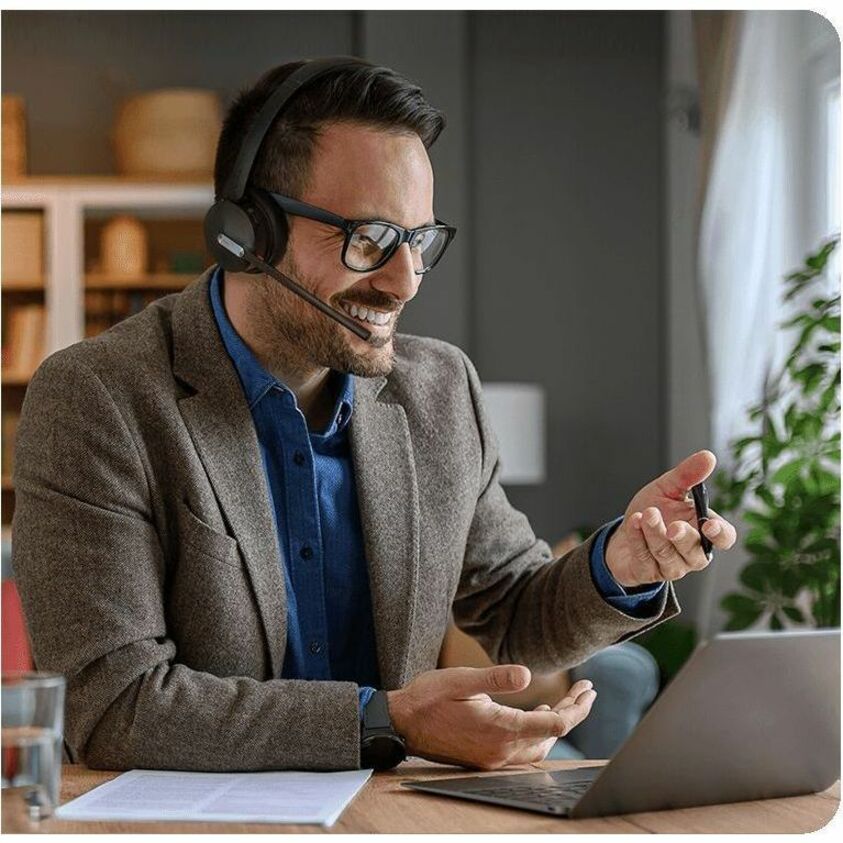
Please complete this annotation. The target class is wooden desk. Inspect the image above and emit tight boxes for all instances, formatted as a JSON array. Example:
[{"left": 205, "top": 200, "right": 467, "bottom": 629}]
[{"left": 4, "top": 760, "right": 839, "bottom": 833}]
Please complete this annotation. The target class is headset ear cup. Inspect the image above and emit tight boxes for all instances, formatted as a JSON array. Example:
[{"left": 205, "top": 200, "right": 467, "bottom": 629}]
[
  {"left": 204, "top": 199, "right": 259, "bottom": 273},
  {"left": 247, "top": 188, "right": 289, "bottom": 267}
]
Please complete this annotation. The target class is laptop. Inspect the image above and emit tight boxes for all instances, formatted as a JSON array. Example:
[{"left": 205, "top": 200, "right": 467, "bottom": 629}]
[{"left": 401, "top": 629, "right": 840, "bottom": 818}]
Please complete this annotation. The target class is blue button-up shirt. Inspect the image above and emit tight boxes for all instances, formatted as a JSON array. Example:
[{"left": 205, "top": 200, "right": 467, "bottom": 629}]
[
  {"left": 209, "top": 268, "right": 664, "bottom": 718},
  {"left": 210, "top": 269, "right": 381, "bottom": 714}
]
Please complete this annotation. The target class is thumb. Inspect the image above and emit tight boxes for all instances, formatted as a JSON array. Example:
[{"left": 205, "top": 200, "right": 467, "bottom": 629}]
[
  {"left": 446, "top": 664, "right": 531, "bottom": 697},
  {"left": 658, "top": 449, "right": 717, "bottom": 499}
]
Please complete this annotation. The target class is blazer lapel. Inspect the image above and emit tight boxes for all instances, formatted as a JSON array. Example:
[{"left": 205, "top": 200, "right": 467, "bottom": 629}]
[
  {"left": 350, "top": 376, "right": 421, "bottom": 689},
  {"left": 172, "top": 271, "right": 287, "bottom": 678}
]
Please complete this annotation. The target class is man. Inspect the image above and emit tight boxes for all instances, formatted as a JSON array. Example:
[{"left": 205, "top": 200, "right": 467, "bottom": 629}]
[{"left": 12, "top": 59, "right": 736, "bottom": 773}]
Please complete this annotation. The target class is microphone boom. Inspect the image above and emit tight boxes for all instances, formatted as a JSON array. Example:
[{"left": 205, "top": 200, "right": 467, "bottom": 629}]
[{"left": 216, "top": 234, "right": 373, "bottom": 341}]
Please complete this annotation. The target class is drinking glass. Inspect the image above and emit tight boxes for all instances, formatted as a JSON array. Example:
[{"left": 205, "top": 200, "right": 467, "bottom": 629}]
[{"left": 1, "top": 672, "right": 65, "bottom": 821}]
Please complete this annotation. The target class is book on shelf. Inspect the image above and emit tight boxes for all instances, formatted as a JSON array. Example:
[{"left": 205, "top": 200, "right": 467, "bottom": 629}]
[
  {"left": 84, "top": 289, "right": 162, "bottom": 336},
  {"left": 2, "top": 304, "right": 45, "bottom": 380},
  {"left": 1, "top": 211, "right": 42, "bottom": 285}
]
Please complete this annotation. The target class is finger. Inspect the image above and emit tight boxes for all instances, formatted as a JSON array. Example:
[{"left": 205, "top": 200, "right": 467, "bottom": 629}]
[
  {"left": 552, "top": 684, "right": 596, "bottom": 713},
  {"left": 554, "top": 689, "right": 597, "bottom": 736},
  {"left": 448, "top": 664, "right": 531, "bottom": 698},
  {"left": 641, "top": 507, "right": 691, "bottom": 580},
  {"left": 656, "top": 450, "right": 717, "bottom": 501},
  {"left": 551, "top": 681, "right": 593, "bottom": 711},
  {"left": 628, "top": 511, "right": 665, "bottom": 584},
  {"left": 665, "top": 520, "right": 711, "bottom": 572},
  {"left": 533, "top": 704, "right": 552, "bottom": 711},
  {"left": 701, "top": 508, "right": 738, "bottom": 550},
  {"left": 510, "top": 683, "right": 595, "bottom": 738}
]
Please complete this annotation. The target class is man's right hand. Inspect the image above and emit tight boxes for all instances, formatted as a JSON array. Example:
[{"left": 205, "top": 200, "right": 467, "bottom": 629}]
[{"left": 386, "top": 665, "right": 596, "bottom": 770}]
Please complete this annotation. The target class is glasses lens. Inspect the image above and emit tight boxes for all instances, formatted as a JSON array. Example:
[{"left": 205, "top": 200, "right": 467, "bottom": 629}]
[
  {"left": 409, "top": 228, "right": 451, "bottom": 273},
  {"left": 346, "top": 224, "right": 401, "bottom": 270}
]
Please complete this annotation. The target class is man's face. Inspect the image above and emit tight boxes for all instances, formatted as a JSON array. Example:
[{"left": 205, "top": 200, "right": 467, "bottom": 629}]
[{"left": 258, "top": 121, "right": 435, "bottom": 377}]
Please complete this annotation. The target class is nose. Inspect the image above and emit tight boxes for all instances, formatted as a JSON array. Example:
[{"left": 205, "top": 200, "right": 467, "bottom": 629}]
[{"left": 370, "top": 243, "right": 421, "bottom": 305}]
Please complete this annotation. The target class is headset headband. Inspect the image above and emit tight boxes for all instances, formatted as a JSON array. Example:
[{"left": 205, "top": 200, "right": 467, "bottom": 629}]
[{"left": 220, "top": 55, "right": 370, "bottom": 202}]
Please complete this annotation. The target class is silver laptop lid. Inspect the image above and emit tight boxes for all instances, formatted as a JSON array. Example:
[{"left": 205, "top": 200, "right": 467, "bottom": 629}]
[{"left": 571, "top": 629, "right": 840, "bottom": 818}]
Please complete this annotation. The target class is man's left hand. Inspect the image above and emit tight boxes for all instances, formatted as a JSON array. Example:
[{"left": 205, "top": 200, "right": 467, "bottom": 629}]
[{"left": 605, "top": 449, "right": 737, "bottom": 588}]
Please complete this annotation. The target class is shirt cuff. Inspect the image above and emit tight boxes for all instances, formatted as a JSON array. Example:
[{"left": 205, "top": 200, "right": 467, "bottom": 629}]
[
  {"left": 358, "top": 686, "right": 376, "bottom": 721},
  {"left": 589, "top": 516, "right": 666, "bottom": 616}
]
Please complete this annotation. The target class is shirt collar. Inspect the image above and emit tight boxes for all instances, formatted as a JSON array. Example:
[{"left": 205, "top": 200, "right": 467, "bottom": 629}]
[{"left": 208, "top": 266, "right": 354, "bottom": 434}]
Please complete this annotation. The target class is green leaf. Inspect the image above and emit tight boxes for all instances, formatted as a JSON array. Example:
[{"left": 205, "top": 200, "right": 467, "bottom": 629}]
[
  {"left": 819, "top": 315, "right": 841, "bottom": 334},
  {"left": 769, "top": 614, "right": 784, "bottom": 631},
  {"left": 782, "top": 313, "right": 813, "bottom": 329},
  {"left": 794, "top": 363, "right": 826, "bottom": 393},
  {"left": 733, "top": 436, "right": 760, "bottom": 457},
  {"left": 781, "top": 568, "right": 803, "bottom": 598},
  {"left": 744, "top": 509, "right": 771, "bottom": 529},
  {"left": 770, "top": 459, "right": 805, "bottom": 487},
  {"left": 721, "top": 593, "right": 763, "bottom": 614},
  {"left": 740, "top": 561, "right": 780, "bottom": 591},
  {"left": 817, "top": 342, "right": 841, "bottom": 354},
  {"left": 755, "top": 485, "right": 778, "bottom": 508},
  {"left": 783, "top": 606, "right": 805, "bottom": 623},
  {"left": 784, "top": 403, "right": 799, "bottom": 435}
]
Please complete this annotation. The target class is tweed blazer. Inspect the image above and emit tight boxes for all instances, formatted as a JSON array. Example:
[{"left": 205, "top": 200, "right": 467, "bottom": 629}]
[{"left": 12, "top": 267, "right": 680, "bottom": 773}]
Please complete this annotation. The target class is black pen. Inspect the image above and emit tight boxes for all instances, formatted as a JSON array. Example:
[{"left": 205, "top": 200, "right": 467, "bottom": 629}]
[{"left": 691, "top": 482, "right": 714, "bottom": 561}]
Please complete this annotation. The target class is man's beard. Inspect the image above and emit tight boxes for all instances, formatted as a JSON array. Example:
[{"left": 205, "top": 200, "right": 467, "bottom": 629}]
[{"left": 249, "top": 256, "right": 401, "bottom": 379}]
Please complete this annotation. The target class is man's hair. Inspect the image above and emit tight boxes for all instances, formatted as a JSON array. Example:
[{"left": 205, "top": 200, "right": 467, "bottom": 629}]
[{"left": 214, "top": 60, "right": 445, "bottom": 200}]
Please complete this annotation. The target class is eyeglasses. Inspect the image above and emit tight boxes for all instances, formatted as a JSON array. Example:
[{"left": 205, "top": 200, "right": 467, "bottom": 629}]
[{"left": 267, "top": 191, "right": 456, "bottom": 275}]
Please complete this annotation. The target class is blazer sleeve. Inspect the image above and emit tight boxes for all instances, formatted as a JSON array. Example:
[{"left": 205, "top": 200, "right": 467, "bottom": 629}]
[
  {"left": 11, "top": 351, "right": 361, "bottom": 772},
  {"left": 450, "top": 350, "right": 682, "bottom": 673}
]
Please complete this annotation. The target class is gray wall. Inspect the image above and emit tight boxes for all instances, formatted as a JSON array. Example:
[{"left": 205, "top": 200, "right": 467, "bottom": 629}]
[
  {"left": 1, "top": 11, "right": 354, "bottom": 177},
  {"left": 3, "top": 10, "right": 667, "bottom": 554},
  {"left": 470, "top": 12, "right": 665, "bottom": 540},
  {"left": 665, "top": 11, "right": 709, "bottom": 628}
]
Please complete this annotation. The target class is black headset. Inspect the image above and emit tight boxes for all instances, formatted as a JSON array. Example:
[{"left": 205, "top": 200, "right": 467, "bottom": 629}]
[
  {"left": 203, "top": 56, "right": 375, "bottom": 340},
  {"left": 204, "top": 55, "right": 369, "bottom": 273}
]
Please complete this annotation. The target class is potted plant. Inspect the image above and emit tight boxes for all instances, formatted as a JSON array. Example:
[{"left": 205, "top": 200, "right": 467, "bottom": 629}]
[{"left": 713, "top": 238, "right": 840, "bottom": 630}]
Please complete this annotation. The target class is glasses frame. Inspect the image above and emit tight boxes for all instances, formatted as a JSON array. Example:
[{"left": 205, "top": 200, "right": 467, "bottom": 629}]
[{"left": 267, "top": 191, "right": 456, "bottom": 275}]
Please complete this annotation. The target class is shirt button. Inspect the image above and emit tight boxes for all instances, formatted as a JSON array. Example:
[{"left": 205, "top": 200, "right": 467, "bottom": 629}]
[
  {"left": 300, "top": 545, "right": 313, "bottom": 560},
  {"left": 309, "top": 640, "right": 322, "bottom": 655},
  {"left": 293, "top": 450, "right": 305, "bottom": 466}
]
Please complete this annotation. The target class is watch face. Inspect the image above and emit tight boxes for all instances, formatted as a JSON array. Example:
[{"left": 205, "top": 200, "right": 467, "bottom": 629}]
[{"left": 361, "top": 733, "right": 406, "bottom": 771}]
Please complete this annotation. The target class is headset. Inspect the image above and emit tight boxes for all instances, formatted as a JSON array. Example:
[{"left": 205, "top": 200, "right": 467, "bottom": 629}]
[{"left": 203, "top": 56, "right": 374, "bottom": 341}]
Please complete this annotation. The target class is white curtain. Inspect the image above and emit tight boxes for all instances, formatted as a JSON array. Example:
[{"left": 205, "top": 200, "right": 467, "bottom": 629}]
[
  {"left": 696, "top": 11, "right": 832, "bottom": 636},
  {"left": 698, "top": 11, "right": 807, "bottom": 466}
]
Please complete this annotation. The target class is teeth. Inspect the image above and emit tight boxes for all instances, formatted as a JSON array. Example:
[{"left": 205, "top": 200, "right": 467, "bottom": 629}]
[{"left": 341, "top": 302, "right": 393, "bottom": 327}]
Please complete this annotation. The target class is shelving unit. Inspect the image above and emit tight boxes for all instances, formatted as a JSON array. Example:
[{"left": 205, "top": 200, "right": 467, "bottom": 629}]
[
  {"left": 2, "top": 277, "right": 45, "bottom": 292},
  {"left": 1, "top": 176, "right": 215, "bottom": 524},
  {"left": 2, "top": 177, "right": 213, "bottom": 351},
  {"left": 85, "top": 272, "right": 197, "bottom": 290}
]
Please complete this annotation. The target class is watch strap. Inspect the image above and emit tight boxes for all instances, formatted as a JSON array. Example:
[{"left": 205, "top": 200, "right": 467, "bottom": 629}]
[{"left": 362, "top": 689, "right": 393, "bottom": 732}]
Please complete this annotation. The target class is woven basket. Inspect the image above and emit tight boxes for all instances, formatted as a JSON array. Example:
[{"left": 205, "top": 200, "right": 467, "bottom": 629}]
[
  {"left": 112, "top": 89, "right": 221, "bottom": 179},
  {"left": 2, "top": 95, "right": 27, "bottom": 179}
]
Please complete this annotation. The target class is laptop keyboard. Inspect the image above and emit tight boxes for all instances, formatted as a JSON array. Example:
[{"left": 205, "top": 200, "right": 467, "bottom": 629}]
[{"left": 480, "top": 779, "right": 593, "bottom": 807}]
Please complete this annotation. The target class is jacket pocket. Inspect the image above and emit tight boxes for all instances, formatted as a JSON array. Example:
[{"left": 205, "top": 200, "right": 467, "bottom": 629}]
[{"left": 176, "top": 497, "right": 239, "bottom": 566}]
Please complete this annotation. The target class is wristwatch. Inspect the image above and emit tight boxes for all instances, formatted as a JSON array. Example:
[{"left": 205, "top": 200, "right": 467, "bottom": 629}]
[{"left": 360, "top": 690, "right": 406, "bottom": 771}]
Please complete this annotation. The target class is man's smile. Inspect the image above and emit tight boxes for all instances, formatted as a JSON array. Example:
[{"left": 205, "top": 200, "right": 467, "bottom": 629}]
[{"left": 339, "top": 301, "right": 397, "bottom": 328}]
